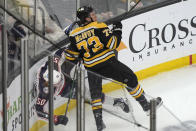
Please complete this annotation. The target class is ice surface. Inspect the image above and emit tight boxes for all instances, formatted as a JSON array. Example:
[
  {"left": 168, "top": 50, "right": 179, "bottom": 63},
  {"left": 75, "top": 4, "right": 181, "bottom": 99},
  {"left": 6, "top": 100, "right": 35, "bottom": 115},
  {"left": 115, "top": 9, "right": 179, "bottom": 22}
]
[{"left": 39, "top": 65, "right": 196, "bottom": 131}]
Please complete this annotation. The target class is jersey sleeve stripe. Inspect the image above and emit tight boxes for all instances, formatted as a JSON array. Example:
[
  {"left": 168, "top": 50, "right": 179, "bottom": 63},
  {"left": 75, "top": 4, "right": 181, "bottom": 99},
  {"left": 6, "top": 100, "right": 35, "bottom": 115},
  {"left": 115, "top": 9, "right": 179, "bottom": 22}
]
[
  {"left": 83, "top": 49, "right": 111, "bottom": 61},
  {"left": 106, "top": 36, "right": 117, "bottom": 49},
  {"left": 110, "top": 36, "right": 117, "bottom": 49},
  {"left": 113, "top": 36, "right": 117, "bottom": 49},
  {"left": 66, "top": 49, "right": 80, "bottom": 55},
  {"left": 65, "top": 49, "right": 79, "bottom": 61},
  {"left": 84, "top": 50, "right": 114, "bottom": 65},
  {"left": 106, "top": 36, "right": 114, "bottom": 48},
  {"left": 65, "top": 55, "right": 76, "bottom": 61},
  {"left": 84, "top": 53, "right": 115, "bottom": 67}
]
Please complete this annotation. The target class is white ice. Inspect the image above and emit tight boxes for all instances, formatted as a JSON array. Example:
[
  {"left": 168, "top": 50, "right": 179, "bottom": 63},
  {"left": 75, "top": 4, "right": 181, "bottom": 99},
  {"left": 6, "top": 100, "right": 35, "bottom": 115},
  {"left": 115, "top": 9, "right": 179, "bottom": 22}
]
[{"left": 40, "top": 64, "right": 196, "bottom": 131}]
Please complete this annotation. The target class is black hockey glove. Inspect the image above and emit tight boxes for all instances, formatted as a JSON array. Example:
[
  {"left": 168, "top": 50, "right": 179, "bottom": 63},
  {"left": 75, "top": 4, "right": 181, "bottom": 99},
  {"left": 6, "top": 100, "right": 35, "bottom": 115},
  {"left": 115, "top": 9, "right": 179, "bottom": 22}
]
[
  {"left": 112, "top": 21, "right": 122, "bottom": 32},
  {"left": 54, "top": 115, "right": 68, "bottom": 125}
]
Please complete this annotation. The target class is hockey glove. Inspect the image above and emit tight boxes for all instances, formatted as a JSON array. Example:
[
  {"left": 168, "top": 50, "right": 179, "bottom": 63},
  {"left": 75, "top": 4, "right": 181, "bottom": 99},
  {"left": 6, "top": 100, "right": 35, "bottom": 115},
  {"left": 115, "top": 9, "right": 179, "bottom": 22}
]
[
  {"left": 64, "top": 21, "right": 78, "bottom": 36},
  {"left": 112, "top": 21, "right": 122, "bottom": 32},
  {"left": 54, "top": 115, "right": 68, "bottom": 125}
]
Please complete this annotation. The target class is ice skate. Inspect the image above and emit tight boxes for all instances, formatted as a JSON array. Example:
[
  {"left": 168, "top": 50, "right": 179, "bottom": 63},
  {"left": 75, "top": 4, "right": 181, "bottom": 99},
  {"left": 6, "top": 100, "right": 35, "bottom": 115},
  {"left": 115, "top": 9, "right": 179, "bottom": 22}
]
[
  {"left": 141, "top": 97, "right": 163, "bottom": 116},
  {"left": 113, "top": 98, "right": 130, "bottom": 113},
  {"left": 97, "top": 120, "right": 106, "bottom": 131}
]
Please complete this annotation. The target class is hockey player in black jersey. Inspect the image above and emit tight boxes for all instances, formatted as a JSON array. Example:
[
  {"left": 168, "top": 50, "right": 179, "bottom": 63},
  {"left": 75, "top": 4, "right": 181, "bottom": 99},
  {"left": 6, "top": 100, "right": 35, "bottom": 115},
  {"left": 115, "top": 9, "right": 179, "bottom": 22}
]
[
  {"left": 65, "top": 6, "right": 162, "bottom": 131},
  {"left": 34, "top": 47, "right": 130, "bottom": 126}
]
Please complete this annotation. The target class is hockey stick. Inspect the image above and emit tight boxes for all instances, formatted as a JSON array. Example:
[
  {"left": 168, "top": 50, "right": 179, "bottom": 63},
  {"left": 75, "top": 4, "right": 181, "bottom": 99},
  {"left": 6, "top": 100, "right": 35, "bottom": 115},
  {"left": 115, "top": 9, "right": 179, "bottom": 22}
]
[
  {"left": 103, "top": 108, "right": 149, "bottom": 130},
  {"left": 64, "top": 21, "right": 79, "bottom": 36},
  {"left": 84, "top": 70, "right": 135, "bottom": 92},
  {"left": 121, "top": 0, "right": 142, "bottom": 20},
  {"left": 84, "top": 99, "right": 148, "bottom": 130},
  {"left": 121, "top": 87, "right": 138, "bottom": 125},
  {"left": 63, "top": 63, "right": 79, "bottom": 117},
  {"left": 128, "top": 0, "right": 142, "bottom": 12},
  {"left": 108, "top": 0, "right": 142, "bottom": 24}
]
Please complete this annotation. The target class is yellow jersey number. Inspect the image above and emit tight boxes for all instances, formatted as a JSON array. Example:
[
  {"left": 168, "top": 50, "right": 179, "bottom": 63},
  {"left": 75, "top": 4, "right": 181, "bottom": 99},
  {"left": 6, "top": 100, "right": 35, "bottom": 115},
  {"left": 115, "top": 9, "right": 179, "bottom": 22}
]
[{"left": 76, "top": 36, "right": 104, "bottom": 58}]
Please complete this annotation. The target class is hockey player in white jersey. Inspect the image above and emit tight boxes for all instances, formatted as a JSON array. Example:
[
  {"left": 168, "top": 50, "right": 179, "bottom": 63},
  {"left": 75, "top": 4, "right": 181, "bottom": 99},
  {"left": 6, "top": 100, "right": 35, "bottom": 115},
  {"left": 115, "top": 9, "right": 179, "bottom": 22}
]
[{"left": 34, "top": 47, "right": 130, "bottom": 126}]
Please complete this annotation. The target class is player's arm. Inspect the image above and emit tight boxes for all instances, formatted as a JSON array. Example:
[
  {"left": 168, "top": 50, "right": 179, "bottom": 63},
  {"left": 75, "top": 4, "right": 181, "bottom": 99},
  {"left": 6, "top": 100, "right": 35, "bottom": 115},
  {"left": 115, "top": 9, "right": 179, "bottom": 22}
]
[
  {"left": 64, "top": 38, "right": 80, "bottom": 64},
  {"left": 52, "top": 47, "right": 76, "bottom": 79},
  {"left": 35, "top": 89, "right": 68, "bottom": 125},
  {"left": 35, "top": 95, "right": 49, "bottom": 119},
  {"left": 35, "top": 76, "right": 49, "bottom": 120},
  {"left": 100, "top": 22, "right": 122, "bottom": 50},
  {"left": 53, "top": 47, "right": 68, "bottom": 72},
  {"left": 35, "top": 76, "right": 68, "bottom": 125}
]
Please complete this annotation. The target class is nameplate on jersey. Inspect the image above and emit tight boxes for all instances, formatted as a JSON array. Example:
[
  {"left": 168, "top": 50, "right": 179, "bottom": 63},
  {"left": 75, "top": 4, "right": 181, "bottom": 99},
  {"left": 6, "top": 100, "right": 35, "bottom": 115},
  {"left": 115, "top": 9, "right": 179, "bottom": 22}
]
[{"left": 75, "top": 29, "right": 95, "bottom": 43}]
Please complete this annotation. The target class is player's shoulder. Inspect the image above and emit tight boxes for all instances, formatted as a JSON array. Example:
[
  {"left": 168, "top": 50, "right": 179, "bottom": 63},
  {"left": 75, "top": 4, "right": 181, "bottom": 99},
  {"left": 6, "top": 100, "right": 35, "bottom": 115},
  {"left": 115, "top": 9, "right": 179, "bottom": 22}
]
[
  {"left": 70, "top": 22, "right": 108, "bottom": 36},
  {"left": 89, "top": 22, "right": 108, "bottom": 28}
]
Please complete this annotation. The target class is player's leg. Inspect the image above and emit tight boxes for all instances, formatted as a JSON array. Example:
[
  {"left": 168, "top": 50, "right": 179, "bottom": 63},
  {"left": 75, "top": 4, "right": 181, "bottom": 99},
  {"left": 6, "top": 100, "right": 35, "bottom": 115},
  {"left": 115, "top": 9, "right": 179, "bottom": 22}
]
[
  {"left": 87, "top": 71, "right": 105, "bottom": 131},
  {"left": 111, "top": 60, "right": 157, "bottom": 112},
  {"left": 97, "top": 59, "right": 162, "bottom": 114},
  {"left": 84, "top": 80, "right": 130, "bottom": 113}
]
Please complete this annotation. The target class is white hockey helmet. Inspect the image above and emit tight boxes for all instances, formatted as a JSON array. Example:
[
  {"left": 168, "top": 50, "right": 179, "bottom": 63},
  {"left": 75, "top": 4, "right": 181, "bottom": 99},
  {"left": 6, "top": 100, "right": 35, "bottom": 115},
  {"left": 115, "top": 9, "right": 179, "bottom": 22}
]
[{"left": 43, "top": 70, "right": 62, "bottom": 87}]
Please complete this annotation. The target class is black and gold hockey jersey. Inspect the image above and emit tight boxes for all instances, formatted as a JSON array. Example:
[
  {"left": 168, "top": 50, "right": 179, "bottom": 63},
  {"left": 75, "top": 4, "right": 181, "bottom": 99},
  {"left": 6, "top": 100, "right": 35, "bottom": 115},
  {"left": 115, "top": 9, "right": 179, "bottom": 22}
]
[{"left": 65, "top": 21, "right": 122, "bottom": 68}]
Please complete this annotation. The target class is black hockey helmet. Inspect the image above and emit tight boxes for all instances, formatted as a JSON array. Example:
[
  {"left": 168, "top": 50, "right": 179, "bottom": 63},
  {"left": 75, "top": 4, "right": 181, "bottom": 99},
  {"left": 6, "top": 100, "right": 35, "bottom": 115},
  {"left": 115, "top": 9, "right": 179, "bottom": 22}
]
[{"left": 77, "top": 6, "right": 94, "bottom": 22}]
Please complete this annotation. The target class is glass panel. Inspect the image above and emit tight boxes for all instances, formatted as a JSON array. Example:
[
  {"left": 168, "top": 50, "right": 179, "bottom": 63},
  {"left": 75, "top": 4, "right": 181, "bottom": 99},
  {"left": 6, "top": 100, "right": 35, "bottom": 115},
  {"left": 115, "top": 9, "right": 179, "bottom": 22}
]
[
  {"left": 140, "top": 0, "right": 168, "bottom": 7},
  {"left": 79, "top": 0, "right": 172, "bottom": 22},
  {"left": 0, "top": 2, "right": 6, "bottom": 131},
  {"left": 80, "top": 0, "right": 128, "bottom": 21},
  {"left": 0, "top": 8, "right": 2, "bottom": 95},
  {"left": 128, "top": 0, "right": 172, "bottom": 10},
  {"left": 3, "top": 0, "right": 191, "bottom": 131},
  {"left": 0, "top": 10, "right": 2, "bottom": 131},
  {"left": 6, "top": 13, "right": 23, "bottom": 131},
  {"left": 1, "top": 0, "right": 69, "bottom": 58},
  {"left": 1, "top": 0, "right": 77, "bottom": 130},
  {"left": 42, "top": 0, "right": 77, "bottom": 29}
]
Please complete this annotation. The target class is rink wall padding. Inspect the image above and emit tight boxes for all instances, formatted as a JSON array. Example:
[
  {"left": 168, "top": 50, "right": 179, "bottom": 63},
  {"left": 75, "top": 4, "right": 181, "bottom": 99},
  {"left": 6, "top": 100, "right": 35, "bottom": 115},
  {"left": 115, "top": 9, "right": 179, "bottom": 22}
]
[
  {"left": 118, "top": 0, "right": 196, "bottom": 74},
  {"left": 135, "top": 54, "right": 196, "bottom": 80},
  {"left": 30, "top": 100, "right": 76, "bottom": 131}
]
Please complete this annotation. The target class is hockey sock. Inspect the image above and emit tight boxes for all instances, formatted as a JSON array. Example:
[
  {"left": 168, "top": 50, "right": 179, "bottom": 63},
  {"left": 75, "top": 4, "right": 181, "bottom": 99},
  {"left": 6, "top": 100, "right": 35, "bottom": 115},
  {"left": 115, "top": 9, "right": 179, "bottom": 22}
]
[
  {"left": 136, "top": 94, "right": 150, "bottom": 111},
  {"left": 128, "top": 84, "right": 144, "bottom": 99},
  {"left": 127, "top": 84, "right": 150, "bottom": 111},
  {"left": 91, "top": 98, "right": 104, "bottom": 130}
]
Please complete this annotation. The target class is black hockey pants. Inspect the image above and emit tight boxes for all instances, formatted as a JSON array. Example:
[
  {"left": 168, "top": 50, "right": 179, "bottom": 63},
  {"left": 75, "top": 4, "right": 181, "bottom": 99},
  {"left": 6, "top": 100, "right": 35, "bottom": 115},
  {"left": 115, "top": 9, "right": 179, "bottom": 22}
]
[{"left": 87, "top": 57, "right": 139, "bottom": 99}]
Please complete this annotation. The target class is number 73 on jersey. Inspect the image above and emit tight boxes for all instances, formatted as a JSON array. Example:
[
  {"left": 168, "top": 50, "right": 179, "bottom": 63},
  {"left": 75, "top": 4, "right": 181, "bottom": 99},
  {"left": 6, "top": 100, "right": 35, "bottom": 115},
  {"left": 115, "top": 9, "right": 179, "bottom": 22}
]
[{"left": 76, "top": 36, "right": 104, "bottom": 58}]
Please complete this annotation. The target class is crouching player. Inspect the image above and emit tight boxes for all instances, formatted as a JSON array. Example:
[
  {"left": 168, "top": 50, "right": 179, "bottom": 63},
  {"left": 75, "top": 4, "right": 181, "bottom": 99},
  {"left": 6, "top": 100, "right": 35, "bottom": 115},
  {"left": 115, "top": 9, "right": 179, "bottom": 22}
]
[{"left": 34, "top": 48, "right": 130, "bottom": 126}]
